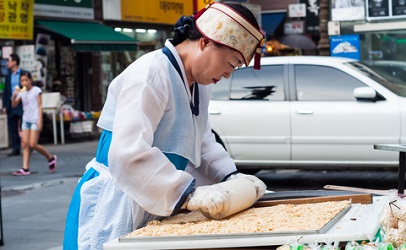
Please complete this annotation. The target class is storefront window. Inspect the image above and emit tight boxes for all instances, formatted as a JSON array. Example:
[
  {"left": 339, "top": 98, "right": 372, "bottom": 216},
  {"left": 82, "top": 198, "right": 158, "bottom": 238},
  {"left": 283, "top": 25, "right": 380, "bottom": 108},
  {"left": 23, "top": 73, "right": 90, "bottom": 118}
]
[
  {"left": 99, "top": 28, "right": 169, "bottom": 103},
  {"left": 362, "top": 32, "right": 406, "bottom": 62}
]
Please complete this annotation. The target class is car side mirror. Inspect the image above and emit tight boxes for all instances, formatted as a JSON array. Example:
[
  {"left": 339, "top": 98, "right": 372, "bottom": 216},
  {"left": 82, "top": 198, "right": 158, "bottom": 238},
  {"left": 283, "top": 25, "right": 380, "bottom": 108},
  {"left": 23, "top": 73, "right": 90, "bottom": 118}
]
[{"left": 353, "top": 87, "right": 377, "bottom": 101}]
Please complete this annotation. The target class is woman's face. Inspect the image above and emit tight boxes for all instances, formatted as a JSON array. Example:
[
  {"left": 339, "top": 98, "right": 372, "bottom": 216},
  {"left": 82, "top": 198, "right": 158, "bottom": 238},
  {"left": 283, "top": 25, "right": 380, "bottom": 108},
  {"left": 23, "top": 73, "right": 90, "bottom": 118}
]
[
  {"left": 192, "top": 39, "right": 245, "bottom": 86},
  {"left": 20, "top": 75, "right": 32, "bottom": 87}
]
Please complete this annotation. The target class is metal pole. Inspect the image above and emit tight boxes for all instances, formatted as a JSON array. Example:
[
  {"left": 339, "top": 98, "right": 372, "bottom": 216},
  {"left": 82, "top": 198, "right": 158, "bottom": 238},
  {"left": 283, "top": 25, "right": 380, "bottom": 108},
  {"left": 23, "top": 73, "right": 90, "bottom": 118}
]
[{"left": 399, "top": 152, "right": 405, "bottom": 194}]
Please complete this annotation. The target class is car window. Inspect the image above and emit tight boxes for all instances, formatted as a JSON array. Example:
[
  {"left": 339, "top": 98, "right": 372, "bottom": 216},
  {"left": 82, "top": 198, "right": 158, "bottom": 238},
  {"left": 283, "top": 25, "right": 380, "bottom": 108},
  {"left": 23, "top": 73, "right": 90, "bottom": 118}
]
[
  {"left": 229, "top": 65, "right": 285, "bottom": 100},
  {"left": 295, "top": 65, "right": 366, "bottom": 101},
  {"left": 351, "top": 61, "right": 406, "bottom": 97}
]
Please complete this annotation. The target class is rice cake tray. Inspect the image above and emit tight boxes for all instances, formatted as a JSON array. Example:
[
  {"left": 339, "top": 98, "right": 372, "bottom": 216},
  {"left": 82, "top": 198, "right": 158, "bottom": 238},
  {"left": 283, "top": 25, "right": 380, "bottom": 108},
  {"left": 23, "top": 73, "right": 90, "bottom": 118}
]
[{"left": 122, "top": 200, "right": 351, "bottom": 242}]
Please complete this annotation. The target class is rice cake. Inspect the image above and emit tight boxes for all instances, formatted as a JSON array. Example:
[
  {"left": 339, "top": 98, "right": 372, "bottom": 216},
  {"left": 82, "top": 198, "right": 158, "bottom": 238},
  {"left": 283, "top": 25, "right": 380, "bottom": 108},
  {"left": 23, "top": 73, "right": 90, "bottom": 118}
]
[{"left": 126, "top": 200, "right": 351, "bottom": 237}]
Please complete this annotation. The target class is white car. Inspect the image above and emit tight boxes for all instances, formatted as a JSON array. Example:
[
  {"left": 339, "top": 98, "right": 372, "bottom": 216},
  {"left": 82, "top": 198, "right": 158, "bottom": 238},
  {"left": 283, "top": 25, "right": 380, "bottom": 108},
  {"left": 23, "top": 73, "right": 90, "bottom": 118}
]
[{"left": 209, "top": 56, "right": 406, "bottom": 171}]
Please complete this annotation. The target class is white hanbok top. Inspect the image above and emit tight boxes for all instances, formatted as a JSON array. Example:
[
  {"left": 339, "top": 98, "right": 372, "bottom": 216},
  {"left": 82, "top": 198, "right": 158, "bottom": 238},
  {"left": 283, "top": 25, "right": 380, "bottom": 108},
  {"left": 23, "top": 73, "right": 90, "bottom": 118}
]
[{"left": 97, "top": 40, "right": 237, "bottom": 216}]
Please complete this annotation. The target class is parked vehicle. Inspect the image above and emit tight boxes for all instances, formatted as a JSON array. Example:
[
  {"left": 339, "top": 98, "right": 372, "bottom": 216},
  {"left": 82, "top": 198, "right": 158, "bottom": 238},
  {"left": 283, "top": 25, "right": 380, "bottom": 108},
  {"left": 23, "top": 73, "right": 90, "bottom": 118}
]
[
  {"left": 209, "top": 56, "right": 406, "bottom": 171},
  {"left": 364, "top": 60, "right": 406, "bottom": 83}
]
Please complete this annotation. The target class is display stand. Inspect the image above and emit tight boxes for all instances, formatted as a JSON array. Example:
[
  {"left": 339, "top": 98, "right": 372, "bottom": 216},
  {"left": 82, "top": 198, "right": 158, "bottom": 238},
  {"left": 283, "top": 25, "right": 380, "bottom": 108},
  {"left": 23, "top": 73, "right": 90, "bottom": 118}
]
[
  {"left": 374, "top": 144, "right": 406, "bottom": 194},
  {"left": 42, "top": 92, "right": 64, "bottom": 145}
]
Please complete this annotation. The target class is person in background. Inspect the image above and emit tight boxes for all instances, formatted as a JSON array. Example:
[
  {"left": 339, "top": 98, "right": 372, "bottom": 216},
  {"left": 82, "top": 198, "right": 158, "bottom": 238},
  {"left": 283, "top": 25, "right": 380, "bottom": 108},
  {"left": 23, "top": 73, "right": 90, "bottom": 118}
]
[
  {"left": 63, "top": 3, "right": 267, "bottom": 249},
  {"left": 2, "top": 54, "right": 25, "bottom": 156},
  {"left": 10, "top": 71, "right": 57, "bottom": 176}
]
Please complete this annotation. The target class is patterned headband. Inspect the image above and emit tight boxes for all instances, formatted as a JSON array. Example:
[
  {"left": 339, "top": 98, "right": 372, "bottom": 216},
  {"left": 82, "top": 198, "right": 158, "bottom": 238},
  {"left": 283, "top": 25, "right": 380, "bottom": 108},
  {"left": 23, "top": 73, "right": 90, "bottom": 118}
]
[{"left": 194, "top": 3, "right": 265, "bottom": 70}]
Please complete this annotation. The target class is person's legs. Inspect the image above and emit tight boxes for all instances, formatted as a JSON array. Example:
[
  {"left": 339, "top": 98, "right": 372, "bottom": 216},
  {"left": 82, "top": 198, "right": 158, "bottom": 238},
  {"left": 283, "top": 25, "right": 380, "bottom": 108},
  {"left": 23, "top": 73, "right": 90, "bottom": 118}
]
[
  {"left": 29, "top": 127, "right": 52, "bottom": 159},
  {"left": 21, "top": 129, "right": 31, "bottom": 170},
  {"left": 29, "top": 123, "right": 56, "bottom": 173},
  {"left": 12, "top": 122, "right": 31, "bottom": 176},
  {"left": 8, "top": 114, "right": 21, "bottom": 155}
]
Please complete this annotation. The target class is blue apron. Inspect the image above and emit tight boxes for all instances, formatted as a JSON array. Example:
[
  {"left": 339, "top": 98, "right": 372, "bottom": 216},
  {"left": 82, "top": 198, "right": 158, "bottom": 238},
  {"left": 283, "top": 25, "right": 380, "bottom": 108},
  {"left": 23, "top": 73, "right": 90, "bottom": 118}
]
[
  {"left": 63, "top": 130, "right": 189, "bottom": 249},
  {"left": 63, "top": 46, "right": 193, "bottom": 249}
]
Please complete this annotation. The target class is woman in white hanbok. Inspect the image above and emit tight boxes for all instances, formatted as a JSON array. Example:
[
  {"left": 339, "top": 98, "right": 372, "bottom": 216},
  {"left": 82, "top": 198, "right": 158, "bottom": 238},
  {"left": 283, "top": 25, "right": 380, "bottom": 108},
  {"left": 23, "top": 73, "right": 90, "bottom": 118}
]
[{"left": 63, "top": 3, "right": 267, "bottom": 249}]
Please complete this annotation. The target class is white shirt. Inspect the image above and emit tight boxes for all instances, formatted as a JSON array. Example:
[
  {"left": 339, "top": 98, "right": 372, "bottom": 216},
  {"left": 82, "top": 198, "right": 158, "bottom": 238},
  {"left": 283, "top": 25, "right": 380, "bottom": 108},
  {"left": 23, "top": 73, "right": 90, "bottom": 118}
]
[{"left": 18, "top": 86, "right": 42, "bottom": 123}]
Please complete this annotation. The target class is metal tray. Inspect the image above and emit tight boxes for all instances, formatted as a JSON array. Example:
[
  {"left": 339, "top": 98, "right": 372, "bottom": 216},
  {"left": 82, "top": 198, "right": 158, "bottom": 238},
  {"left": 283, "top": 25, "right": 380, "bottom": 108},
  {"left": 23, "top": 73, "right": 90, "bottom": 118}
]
[{"left": 119, "top": 203, "right": 352, "bottom": 243}]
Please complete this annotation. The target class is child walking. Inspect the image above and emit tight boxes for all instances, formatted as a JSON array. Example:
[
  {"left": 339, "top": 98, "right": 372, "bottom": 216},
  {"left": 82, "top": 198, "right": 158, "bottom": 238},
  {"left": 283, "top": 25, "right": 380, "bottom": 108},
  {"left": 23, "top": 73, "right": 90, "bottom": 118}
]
[{"left": 11, "top": 71, "right": 57, "bottom": 176}]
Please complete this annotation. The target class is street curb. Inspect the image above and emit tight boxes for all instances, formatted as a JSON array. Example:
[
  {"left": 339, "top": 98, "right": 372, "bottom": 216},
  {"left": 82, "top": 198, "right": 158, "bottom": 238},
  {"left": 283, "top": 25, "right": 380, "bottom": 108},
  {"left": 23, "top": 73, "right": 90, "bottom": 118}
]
[{"left": 2, "top": 177, "right": 79, "bottom": 192}]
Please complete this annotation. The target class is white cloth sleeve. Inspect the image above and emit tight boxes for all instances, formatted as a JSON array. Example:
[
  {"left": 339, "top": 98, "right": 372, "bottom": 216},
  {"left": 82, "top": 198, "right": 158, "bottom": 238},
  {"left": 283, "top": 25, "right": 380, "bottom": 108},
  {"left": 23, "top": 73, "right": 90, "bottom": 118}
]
[
  {"left": 108, "top": 77, "right": 194, "bottom": 217},
  {"left": 186, "top": 108, "right": 238, "bottom": 186}
]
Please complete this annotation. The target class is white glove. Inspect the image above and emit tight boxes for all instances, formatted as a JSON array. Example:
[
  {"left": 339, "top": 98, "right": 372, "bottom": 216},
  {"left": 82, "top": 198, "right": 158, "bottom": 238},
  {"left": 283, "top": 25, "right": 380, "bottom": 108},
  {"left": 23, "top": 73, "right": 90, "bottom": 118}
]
[
  {"left": 227, "top": 173, "right": 266, "bottom": 200},
  {"left": 186, "top": 184, "right": 231, "bottom": 217}
]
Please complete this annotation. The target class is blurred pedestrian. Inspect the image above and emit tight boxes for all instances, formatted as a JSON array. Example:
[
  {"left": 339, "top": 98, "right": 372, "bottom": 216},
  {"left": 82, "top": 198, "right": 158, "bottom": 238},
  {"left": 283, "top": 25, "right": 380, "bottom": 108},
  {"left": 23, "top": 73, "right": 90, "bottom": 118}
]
[
  {"left": 2, "top": 53, "right": 25, "bottom": 156},
  {"left": 64, "top": 3, "right": 266, "bottom": 249},
  {"left": 10, "top": 71, "right": 57, "bottom": 176}
]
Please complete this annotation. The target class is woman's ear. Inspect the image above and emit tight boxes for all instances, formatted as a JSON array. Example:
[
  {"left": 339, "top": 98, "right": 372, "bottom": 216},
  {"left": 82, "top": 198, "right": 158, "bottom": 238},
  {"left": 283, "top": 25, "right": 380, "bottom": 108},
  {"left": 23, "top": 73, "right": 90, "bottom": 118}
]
[{"left": 199, "top": 37, "right": 210, "bottom": 50}]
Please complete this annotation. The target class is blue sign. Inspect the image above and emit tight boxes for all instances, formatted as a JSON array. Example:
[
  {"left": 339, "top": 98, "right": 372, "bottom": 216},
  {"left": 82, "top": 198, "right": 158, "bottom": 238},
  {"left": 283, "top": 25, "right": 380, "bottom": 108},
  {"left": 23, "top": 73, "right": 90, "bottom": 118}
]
[{"left": 330, "top": 35, "right": 361, "bottom": 60}]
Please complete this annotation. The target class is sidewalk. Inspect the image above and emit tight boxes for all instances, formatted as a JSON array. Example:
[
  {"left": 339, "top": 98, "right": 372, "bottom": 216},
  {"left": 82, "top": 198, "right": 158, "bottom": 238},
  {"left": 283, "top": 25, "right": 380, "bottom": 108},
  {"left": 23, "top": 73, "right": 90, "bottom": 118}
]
[{"left": 0, "top": 139, "right": 98, "bottom": 250}]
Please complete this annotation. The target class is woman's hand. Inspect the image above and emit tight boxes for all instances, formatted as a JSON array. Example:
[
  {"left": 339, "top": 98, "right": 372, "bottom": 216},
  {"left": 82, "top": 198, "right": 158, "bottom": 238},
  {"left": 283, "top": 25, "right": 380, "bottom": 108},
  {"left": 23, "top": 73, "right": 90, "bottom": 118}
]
[
  {"left": 13, "top": 86, "right": 21, "bottom": 97},
  {"left": 186, "top": 184, "right": 231, "bottom": 217}
]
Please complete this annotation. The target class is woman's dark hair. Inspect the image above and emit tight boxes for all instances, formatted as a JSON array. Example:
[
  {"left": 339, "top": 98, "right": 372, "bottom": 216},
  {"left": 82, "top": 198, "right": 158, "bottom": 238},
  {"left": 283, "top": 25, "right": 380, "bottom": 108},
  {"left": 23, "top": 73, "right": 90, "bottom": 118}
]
[
  {"left": 227, "top": 3, "right": 260, "bottom": 29},
  {"left": 20, "top": 71, "right": 33, "bottom": 80},
  {"left": 172, "top": 3, "right": 260, "bottom": 46}
]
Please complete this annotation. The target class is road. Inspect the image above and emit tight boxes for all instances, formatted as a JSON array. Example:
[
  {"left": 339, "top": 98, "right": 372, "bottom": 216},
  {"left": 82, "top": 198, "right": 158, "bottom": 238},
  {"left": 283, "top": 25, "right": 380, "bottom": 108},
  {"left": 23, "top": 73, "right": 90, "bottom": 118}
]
[
  {"left": 0, "top": 140, "right": 97, "bottom": 250},
  {"left": 257, "top": 168, "right": 399, "bottom": 192},
  {"left": 0, "top": 139, "right": 400, "bottom": 250}
]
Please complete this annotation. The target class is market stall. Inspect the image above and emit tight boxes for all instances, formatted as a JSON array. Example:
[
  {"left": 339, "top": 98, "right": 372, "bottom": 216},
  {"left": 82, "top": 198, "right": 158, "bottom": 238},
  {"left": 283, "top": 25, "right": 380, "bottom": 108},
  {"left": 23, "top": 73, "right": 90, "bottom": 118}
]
[
  {"left": 40, "top": 99, "right": 101, "bottom": 143},
  {"left": 104, "top": 191, "right": 400, "bottom": 250}
]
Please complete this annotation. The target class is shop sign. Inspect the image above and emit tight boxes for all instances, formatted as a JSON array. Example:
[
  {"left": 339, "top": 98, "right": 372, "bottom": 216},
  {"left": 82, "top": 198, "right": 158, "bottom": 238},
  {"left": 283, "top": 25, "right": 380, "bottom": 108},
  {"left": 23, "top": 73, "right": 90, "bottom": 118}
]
[
  {"left": 300, "top": 0, "right": 320, "bottom": 34},
  {"left": 195, "top": 0, "right": 214, "bottom": 12},
  {"left": 331, "top": 0, "right": 365, "bottom": 21},
  {"left": 15, "top": 44, "right": 46, "bottom": 85},
  {"left": 288, "top": 4, "right": 306, "bottom": 17},
  {"left": 284, "top": 21, "right": 304, "bottom": 34},
  {"left": 330, "top": 34, "right": 360, "bottom": 60},
  {"left": 103, "top": 0, "right": 193, "bottom": 25},
  {"left": 34, "top": 0, "right": 94, "bottom": 19},
  {"left": 15, "top": 45, "right": 35, "bottom": 72},
  {"left": 2, "top": 46, "right": 12, "bottom": 59},
  {"left": 0, "top": 0, "right": 34, "bottom": 40},
  {"left": 367, "top": 0, "right": 406, "bottom": 19}
]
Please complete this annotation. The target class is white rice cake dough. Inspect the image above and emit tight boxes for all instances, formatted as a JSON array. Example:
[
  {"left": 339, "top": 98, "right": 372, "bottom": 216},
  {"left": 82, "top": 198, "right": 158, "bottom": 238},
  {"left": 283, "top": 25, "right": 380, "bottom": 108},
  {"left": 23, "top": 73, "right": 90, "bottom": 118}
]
[{"left": 127, "top": 200, "right": 351, "bottom": 237}]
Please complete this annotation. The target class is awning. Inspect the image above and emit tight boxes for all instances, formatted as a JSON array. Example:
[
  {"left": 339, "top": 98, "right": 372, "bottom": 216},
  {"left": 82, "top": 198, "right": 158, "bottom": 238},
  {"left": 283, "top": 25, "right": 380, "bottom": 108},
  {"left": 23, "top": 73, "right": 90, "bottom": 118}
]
[
  {"left": 280, "top": 34, "right": 316, "bottom": 50},
  {"left": 36, "top": 20, "right": 138, "bottom": 52},
  {"left": 261, "top": 12, "right": 286, "bottom": 37}
]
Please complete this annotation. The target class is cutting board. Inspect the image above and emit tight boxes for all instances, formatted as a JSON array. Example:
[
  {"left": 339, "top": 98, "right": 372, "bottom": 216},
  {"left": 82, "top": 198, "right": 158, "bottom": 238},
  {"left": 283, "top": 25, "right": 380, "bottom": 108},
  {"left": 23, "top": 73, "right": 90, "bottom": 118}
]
[{"left": 255, "top": 190, "right": 373, "bottom": 207}]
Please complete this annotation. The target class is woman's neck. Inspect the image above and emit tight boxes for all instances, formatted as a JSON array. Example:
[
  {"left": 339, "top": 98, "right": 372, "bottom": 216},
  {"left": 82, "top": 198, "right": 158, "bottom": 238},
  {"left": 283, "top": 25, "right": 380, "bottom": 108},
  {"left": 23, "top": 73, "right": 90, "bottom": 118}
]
[{"left": 175, "top": 40, "right": 196, "bottom": 87}]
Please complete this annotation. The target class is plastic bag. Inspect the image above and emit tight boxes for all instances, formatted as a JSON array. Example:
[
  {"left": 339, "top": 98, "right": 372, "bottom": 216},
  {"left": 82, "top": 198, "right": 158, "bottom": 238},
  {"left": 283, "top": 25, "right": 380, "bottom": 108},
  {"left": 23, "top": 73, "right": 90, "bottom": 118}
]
[{"left": 378, "top": 189, "right": 406, "bottom": 248}]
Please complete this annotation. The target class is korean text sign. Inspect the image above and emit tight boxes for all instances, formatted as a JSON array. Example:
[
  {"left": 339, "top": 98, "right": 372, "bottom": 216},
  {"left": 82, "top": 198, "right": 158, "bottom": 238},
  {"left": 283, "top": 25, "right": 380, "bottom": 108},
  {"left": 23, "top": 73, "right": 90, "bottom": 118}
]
[{"left": 0, "top": 0, "right": 34, "bottom": 40}]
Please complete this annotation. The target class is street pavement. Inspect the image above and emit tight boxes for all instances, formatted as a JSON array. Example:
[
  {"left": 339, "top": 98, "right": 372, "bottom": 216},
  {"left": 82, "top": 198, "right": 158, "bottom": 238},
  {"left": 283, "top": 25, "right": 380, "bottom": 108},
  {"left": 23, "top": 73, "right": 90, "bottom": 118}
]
[{"left": 0, "top": 139, "right": 98, "bottom": 250}]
